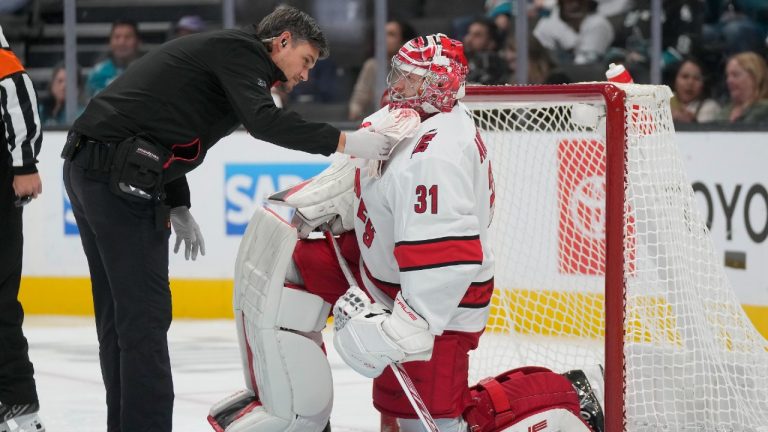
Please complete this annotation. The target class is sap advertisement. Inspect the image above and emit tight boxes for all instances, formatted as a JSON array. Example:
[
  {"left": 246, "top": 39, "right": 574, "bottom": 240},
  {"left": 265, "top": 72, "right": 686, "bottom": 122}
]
[{"left": 20, "top": 131, "right": 768, "bottom": 306}]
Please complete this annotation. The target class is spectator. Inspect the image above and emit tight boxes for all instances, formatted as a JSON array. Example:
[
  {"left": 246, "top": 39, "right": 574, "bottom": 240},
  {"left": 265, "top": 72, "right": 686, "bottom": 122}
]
[
  {"left": 172, "top": 15, "right": 206, "bottom": 39},
  {"left": 669, "top": 58, "right": 721, "bottom": 123},
  {"left": 38, "top": 62, "right": 85, "bottom": 126},
  {"left": 487, "top": 0, "right": 513, "bottom": 41},
  {"left": 86, "top": 19, "right": 142, "bottom": 97},
  {"left": 464, "top": 18, "right": 507, "bottom": 84},
  {"left": 348, "top": 19, "right": 416, "bottom": 121},
  {"left": 503, "top": 34, "right": 568, "bottom": 84},
  {"left": 716, "top": 51, "right": 768, "bottom": 123},
  {"left": 533, "top": 0, "right": 614, "bottom": 66}
]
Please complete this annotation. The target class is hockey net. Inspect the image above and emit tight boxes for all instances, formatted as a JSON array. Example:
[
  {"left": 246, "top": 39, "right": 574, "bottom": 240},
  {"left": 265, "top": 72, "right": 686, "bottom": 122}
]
[{"left": 462, "top": 83, "right": 768, "bottom": 432}]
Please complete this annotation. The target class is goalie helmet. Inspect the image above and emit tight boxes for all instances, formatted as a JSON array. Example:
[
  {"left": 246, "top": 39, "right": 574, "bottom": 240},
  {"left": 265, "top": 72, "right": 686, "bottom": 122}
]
[{"left": 387, "top": 33, "right": 469, "bottom": 117}]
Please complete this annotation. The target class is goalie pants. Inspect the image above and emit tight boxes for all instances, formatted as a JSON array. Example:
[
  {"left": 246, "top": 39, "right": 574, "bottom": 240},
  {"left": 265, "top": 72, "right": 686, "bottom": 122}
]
[
  {"left": 293, "top": 232, "right": 482, "bottom": 420},
  {"left": 64, "top": 154, "right": 174, "bottom": 432},
  {"left": 0, "top": 151, "right": 38, "bottom": 405}
]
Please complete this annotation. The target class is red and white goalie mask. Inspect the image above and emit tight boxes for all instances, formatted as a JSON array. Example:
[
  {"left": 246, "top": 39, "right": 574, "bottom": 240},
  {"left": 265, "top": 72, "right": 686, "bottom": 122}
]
[{"left": 387, "top": 33, "right": 469, "bottom": 118}]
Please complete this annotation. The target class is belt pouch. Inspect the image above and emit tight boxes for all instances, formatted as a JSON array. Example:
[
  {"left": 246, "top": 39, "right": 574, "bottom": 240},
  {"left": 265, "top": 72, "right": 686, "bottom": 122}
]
[{"left": 109, "top": 136, "right": 170, "bottom": 202}]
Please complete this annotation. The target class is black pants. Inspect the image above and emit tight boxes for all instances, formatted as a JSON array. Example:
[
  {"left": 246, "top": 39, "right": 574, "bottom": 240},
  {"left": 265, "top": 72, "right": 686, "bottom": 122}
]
[
  {"left": 0, "top": 152, "right": 38, "bottom": 405},
  {"left": 63, "top": 150, "right": 174, "bottom": 432}
]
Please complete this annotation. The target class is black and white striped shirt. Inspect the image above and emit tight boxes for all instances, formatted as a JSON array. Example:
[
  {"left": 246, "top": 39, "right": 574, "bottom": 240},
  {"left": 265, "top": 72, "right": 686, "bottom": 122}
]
[{"left": 0, "top": 25, "right": 42, "bottom": 175}]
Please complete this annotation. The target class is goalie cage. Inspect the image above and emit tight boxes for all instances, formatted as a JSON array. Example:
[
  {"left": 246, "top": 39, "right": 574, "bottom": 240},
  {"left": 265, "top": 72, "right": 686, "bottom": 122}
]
[{"left": 385, "top": 83, "right": 768, "bottom": 432}]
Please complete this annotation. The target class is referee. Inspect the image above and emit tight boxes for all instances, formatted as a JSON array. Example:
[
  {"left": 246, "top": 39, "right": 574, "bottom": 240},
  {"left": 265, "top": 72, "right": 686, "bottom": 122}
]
[
  {"left": 62, "top": 5, "right": 396, "bottom": 432},
  {"left": 0, "top": 25, "right": 45, "bottom": 431}
]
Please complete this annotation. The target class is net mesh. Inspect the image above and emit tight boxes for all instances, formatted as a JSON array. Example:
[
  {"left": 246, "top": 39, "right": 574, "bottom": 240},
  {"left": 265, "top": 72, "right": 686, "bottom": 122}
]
[{"left": 464, "top": 84, "right": 768, "bottom": 431}]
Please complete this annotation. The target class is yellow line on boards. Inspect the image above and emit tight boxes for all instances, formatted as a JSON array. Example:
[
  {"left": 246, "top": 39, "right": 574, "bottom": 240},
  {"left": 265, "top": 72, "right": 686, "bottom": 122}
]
[
  {"left": 19, "top": 277, "right": 234, "bottom": 318},
  {"left": 17, "top": 277, "right": 768, "bottom": 341}
]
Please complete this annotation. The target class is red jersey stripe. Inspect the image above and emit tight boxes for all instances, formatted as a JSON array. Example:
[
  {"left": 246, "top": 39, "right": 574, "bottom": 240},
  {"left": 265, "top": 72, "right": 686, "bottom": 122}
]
[
  {"left": 394, "top": 236, "right": 482, "bottom": 272},
  {"left": 363, "top": 263, "right": 493, "bottom": 309},
  {"left": 458, "top": 278, "right": 494, "bottom": 308}
]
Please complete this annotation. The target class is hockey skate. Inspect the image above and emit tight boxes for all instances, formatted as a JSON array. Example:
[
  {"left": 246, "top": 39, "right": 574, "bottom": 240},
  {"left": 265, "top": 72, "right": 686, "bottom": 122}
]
[
  {"left": 562, "top": 365, "right": 605, "bottom": 432},
  {"left": 0, "top": 402, "right": 44, "bottom": 432}
]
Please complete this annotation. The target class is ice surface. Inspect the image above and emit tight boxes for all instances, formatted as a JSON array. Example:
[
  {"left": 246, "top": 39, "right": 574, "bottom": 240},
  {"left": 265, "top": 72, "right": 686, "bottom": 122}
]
[{"left": 25, "top": 316, "right": 379, "bottom": 432}]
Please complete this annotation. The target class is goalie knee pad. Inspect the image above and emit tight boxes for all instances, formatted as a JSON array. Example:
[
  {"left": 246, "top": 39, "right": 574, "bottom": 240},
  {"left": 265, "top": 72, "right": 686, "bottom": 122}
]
[
  {"left": 463, "top": 366, "right": 592, "bottom": 432},
  {"left": 228, "top": 208, "right": 333, "bottom": 431}
]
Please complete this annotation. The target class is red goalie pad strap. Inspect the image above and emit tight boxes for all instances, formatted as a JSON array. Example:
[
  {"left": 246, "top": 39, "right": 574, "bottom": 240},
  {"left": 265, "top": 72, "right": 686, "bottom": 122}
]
[
  {"left": 464, "top": 366, "right": 581, "bottom": 432},
  {"left": 477, "top": 377, "right": 511, "bottom": 414}
]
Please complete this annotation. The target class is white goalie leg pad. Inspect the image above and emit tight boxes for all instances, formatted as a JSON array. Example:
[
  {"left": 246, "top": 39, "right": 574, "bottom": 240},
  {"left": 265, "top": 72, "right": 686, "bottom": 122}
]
[{"left": 232, "top": 208, "right": 333, "bottom": 431}]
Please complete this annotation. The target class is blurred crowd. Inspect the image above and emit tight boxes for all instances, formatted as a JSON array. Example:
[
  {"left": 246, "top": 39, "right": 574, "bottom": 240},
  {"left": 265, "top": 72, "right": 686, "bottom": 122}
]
[
  {"left": 423, "top": 0, "right": 768, "bottom": 126},
  {"left": 4, "top": 0, "right": 768, "bottom": 127}
]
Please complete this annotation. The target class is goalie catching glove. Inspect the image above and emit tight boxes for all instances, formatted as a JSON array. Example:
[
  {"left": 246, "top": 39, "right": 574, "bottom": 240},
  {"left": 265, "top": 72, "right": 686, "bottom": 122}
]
[
  {"left": 333, "top": 288, "right": 434, "bottom": 378},
  {"left": 343, "top": 108, "right": 421, "bottom": 161}
]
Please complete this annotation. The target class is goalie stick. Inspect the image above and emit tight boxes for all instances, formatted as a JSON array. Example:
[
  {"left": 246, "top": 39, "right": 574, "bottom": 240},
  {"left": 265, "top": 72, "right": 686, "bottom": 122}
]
[{"left": 323, "top": 230, "right": 440, "bottom": 432}]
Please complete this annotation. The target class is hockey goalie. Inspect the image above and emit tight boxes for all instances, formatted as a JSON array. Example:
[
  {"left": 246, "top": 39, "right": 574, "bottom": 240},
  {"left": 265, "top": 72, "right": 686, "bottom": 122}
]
[{"left": 208, "top": 34, "right": 604, "bottom": 432}]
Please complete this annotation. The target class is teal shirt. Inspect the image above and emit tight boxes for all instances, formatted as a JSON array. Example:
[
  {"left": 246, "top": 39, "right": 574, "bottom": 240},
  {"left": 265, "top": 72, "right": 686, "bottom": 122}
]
[
  {"left": 86, "top": 58, "right": 124, "bottom": 97},
  {"left": 38, "top": 101, "right": 85, "bottom": 126}
]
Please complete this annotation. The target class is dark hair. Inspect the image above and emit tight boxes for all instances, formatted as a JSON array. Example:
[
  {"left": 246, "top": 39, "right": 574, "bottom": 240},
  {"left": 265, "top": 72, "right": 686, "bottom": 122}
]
[
  {"left": 392, "top": 19, "right": 417, "bottom": 44},
  {"left": 111, "top": 18, "right": 140, "bottom": 38},
  {"left": 41, "top": 61, "right": 85, "bottom": 118},
  {"left": 49, "top": 60, "right": 84, "bottom": 89},
  {"left": 469, "top": 17, "right": 501, "bottom": 49},
  {"left": 256, "top": 5, "right": 330, "bottom": 59},
  {"left": 672, "top": 56, "right": 712, "bottom": 99}
]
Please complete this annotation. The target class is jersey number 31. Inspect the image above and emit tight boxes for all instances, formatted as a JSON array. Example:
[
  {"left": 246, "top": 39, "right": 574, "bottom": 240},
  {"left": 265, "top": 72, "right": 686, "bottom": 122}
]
[{"left": 414, "top": 184, "right": 438, "bottom": 214}]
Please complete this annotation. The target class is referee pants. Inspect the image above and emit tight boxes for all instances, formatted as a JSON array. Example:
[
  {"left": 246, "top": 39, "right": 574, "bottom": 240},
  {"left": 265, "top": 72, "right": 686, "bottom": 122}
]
[
  {"left": 63, "top": 151, "right": 174, "bottom": 432},
  {"left": 0, "top": 151, "right": 38, "bottom": 405}
]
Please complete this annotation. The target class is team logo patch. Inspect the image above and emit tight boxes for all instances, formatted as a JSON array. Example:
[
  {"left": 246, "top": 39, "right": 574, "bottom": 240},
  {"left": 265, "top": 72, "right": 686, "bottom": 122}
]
[
  {"left": 411, "top": 129, "right": 437, "bottom": 158},
  {"left": 256, "top": 78, "right": 267, "bottom": 89}
]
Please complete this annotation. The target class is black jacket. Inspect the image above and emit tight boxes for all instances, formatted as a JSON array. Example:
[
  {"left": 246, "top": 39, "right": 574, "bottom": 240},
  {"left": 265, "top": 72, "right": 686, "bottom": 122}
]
[{"left": 73, "top": 25, "right": 340, "bottom": 207}]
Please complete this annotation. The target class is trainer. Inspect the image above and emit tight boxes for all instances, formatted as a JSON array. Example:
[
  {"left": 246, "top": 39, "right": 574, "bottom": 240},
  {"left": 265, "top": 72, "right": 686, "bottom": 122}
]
[{"left": 61, "top": 6, "right": 394, "bottom": 432}]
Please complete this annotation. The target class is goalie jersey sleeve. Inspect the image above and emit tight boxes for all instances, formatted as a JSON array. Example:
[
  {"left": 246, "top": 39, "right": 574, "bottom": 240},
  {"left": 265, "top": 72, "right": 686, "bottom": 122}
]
[{"left": 355, "top": 103, "right": 495, "bottom": 335}]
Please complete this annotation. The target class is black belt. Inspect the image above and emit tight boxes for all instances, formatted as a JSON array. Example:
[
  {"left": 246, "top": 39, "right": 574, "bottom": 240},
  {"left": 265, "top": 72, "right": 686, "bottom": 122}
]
[{"left": 62, "top": 133, "right": 119, "bottom": 182}]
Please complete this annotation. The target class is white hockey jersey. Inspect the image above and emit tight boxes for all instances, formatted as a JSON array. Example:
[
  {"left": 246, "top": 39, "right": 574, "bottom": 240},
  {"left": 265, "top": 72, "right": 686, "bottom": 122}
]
[{"left": 354, "top": 103, "right": 495, "bottom": 335}]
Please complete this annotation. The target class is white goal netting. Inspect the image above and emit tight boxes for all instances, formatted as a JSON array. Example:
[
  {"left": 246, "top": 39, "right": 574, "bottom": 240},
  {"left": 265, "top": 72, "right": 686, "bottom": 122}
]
[{"left": 463, "top": 83, "right": 768, "bottom": 432}]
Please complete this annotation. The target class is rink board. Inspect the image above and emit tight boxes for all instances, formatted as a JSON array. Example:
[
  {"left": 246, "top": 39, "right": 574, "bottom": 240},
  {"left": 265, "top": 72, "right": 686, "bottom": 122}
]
[{"left": 17, "top": 131, "right": 768, "bottom": 340}]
